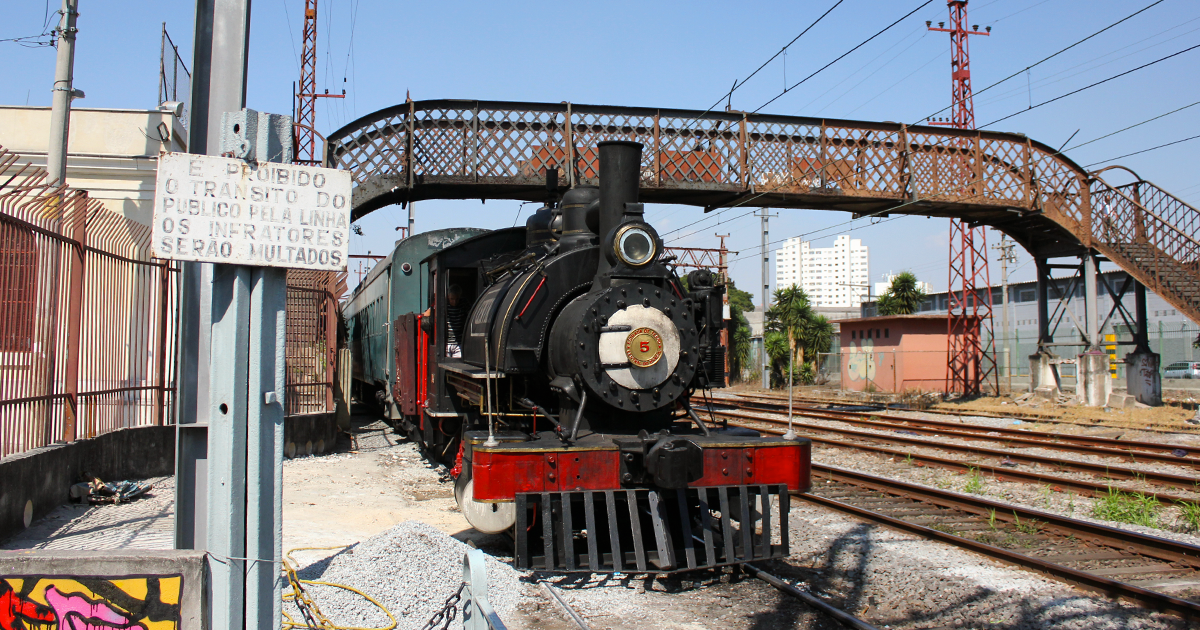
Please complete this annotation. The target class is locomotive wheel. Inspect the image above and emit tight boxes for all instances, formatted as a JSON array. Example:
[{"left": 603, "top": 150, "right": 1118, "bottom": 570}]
[{"left": 455, "top": 474, "right": 516, "bottom": 534}]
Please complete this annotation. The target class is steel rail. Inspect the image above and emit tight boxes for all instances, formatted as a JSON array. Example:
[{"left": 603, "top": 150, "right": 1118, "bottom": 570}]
[
  {"left": 725, "top": 414, "right": 1196, "bottom": 506},
  {"left": 743, "top": 564, "right": 882, "bottom": 630},
  {"left": 714, "top": 408, "right": 1200, "bottom": 492},
  {"left": 713, "top": 396, "right": 1200, "bottom": 465},
  {"left": 802, "top": 465, "right": 1200, "bottom": 620},
  {"left": 540, "top": 583, "right": 591, "bottom": 630},
  {"left": 724, "top": 391, "right": 1197, "bottom": 435}
]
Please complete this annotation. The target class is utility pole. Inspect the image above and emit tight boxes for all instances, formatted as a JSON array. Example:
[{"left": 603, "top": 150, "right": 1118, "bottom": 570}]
[
  {"left": 47, "top": 0, "right": 81, "bottom": 185},
  {"left": 760, "top": 209, "right": 772, "bottom": 390},
  {"left": 928, "top": 1, "right": 997, "bottom": 397},
  {"left": 993, "top": 235, "right": 1016, "bottom": 393}
]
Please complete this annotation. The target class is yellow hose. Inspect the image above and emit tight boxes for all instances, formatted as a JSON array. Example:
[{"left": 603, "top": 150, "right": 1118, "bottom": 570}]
[{"left": 281, "top": 545, "right": 398, "bottom": 630}]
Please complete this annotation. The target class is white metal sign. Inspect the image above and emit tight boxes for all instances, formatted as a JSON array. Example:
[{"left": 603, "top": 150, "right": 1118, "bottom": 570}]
[{"left": 152, "top": 152, "right": 352, "bottom": 270}]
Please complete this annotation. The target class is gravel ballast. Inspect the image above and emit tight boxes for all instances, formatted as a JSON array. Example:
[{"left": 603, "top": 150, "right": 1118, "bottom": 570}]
[{"left": 286, "top": 520, "right": 534, "bottom": 629}]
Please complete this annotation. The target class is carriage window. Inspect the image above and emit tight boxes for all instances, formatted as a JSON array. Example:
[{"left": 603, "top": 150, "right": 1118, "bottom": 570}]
[{"left": 884, "top": 328, "right": 889, "bottom": 338}]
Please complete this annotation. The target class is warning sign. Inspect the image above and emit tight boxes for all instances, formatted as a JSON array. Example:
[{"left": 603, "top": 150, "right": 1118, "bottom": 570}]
[{"left": 151, "top": 153, "right": 352, "bottom": 270}]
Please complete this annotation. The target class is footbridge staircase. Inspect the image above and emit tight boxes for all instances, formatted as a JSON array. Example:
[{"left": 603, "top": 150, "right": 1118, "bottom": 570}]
[{"left": 326, "top": 99, "right": 1199, "bottom": 324}]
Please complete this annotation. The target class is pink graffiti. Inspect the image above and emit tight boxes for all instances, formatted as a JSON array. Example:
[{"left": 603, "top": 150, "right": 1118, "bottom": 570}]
[{"left": 44, "top": 586, "right": 145, "bottom": 630}]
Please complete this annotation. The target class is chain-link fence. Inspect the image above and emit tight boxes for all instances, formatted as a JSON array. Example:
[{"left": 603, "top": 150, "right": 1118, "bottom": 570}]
[{"left": 993, "top": 323, "right": 1199, "bottom": 381}]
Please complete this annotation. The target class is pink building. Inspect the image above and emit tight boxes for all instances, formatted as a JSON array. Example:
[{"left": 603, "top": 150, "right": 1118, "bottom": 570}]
[{"left": 832, "top": 314, "right": 981, "bottom": 394}]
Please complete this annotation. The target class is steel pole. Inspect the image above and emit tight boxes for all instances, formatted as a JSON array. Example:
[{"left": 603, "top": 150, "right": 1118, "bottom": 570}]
[{"left": 46, "top": 0, "right": 80, "bottom": 185}]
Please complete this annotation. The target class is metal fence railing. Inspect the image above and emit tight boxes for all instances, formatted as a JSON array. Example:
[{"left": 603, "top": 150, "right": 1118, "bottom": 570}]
[{"left": 0, "top": 146, "right": 178, "bottom": 459}]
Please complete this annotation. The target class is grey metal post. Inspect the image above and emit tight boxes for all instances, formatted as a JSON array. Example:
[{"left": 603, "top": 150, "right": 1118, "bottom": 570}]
[
  {"left": 206, "top": 265, "right": 252, "bottom": 629},
  {"left": 245, "top": 266, "right": 286, "bottom": 628},
  {"left": 176, "top": 0, "right": 251, "bottom": 551},
  {"left": 46, "top": 0, "right": 80, "bottom": 185},
  {"left": 760, "top": 208, "right": 770, "bottom": 389},
  {"left": 1035, "top": 258, "right": 1051, "bottom": 345},
  {"left": 1134, "top": 281, "right": 1149, "bottom": 351},
  {"left": 1083, "top": 254, "right": 1099, "bottom": 350}
]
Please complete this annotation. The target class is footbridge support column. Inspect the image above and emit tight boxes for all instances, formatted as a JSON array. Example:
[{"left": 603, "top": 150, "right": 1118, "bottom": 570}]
[
  {"left": 1125, "top": 281, "right": 1162, "bottom": 406},
  {"left": 1077, "top": 254, "right": 1111, "bottom": 407},
  {"left": 1029, "top": 258, "right": 1061, "bottom": 398}
]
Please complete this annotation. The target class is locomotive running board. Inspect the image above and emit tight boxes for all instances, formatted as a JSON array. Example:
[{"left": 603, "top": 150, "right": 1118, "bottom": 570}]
[{"left": 513, "top": 485, "right": 789, "bottom": 573}]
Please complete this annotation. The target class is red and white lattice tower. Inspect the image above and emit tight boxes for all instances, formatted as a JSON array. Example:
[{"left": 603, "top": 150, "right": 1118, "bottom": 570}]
[
  {"left": 928, "top": 1, "right": 997, "bottom": 396},
  {"left": 294, "top": 0, "right": 344, "bottom": 166}
]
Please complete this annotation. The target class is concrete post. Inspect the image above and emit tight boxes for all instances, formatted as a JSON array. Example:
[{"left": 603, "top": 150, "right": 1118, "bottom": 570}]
[
  {"left": 1077, "top": 254, "right": 1109, "bottom": 406},
  {"left": 46, "top": 0, "right": 80, "bottom": 186},
  {"left": 1077, "top": 350, "right": 1112, "bottom": 407},
  {"left": 760, "top": 208, "right": 770, "bottom": 389}
]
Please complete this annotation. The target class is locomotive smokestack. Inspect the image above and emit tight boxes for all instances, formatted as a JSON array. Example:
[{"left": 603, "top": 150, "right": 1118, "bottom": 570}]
[
  {"left": 597, "top": 141, "right": 644, "bottom": 277},
  {"left": 598, "top": 141, "right": 642, "bottom": 240}
]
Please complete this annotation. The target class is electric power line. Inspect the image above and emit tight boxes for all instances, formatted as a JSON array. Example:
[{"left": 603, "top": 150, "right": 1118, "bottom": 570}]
[
  {"left": 923, "top": 0, "right": 1168, "bottom": 125},
  {"left": 664, "top": 2, "right": 1181, "bottom": 247},
  {"left": 1062, "top": 100, "right": 1200, "bottom": 154},
  {"left": 754, "top": 0, "right": 936, "bottom": 114},
  {"left": 1085, "top": 132, "right": 1200, "bottom": 166},
  {"left": 981, "top": 42, "right": 1200, "bottom": 128}
]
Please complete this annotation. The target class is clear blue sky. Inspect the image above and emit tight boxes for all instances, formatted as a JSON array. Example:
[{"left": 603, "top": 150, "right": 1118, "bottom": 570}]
[{"left": 4, "top": 0, "right": 1198, "bottom": 304}]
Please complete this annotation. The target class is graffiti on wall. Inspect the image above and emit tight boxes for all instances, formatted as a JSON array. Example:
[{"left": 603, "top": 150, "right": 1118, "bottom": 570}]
[
  {"left": 1, "top": 575, "right": 181, "bottom": 630},
  {"left": 846, "top": 339, "right": 876, "bottom": 382}
]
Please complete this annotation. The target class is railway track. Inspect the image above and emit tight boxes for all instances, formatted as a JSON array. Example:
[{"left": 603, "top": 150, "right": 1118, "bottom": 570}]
[
  {"left": 727, "top": 391, "right": 1200, "bottom": 436},
  {"left": 705, "top": 404, "right": 1200, "bottom": 506},
  {"left": 801, "top": 465, "right": 1200, "bottom": 619},
  {"left": 719, "top": 394, "right": 1200, "bottom": 464}
]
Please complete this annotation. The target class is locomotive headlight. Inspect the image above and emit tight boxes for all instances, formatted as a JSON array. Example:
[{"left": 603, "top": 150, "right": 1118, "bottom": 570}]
[{"left": 614, "top": 224, "right": 657, "bottom": 267}]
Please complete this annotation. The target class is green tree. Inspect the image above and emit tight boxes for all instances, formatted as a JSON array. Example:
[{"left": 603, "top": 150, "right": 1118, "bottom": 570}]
[
  {"left": 877, "top": 271, "right": 927, "bottom": 316},
  {"left": 764, "top": 285, "right": 834, "bottom": 386}
]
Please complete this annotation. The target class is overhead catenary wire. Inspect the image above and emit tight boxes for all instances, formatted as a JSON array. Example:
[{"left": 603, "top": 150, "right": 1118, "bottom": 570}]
[
  {"left": 982, "top": 42, "right": 1200, "bottom": 129},
  {"left": 923, "top": 0, "right": 1168, "bottom": 125},
  {"left": 683, "top": 0, "right": 845, "bottom": 128},
  {"left": 663, "top": 2, "right": 1170, "bottom": 242},
  {"left": 975, "top": 16, "right": 1200, "bottom": 108},
  {"left": 753, "top": 0, "right": 936, "bottom": 114},
  {"left": 1084, "top": 133, "right": 1200, "bottom": 167}
]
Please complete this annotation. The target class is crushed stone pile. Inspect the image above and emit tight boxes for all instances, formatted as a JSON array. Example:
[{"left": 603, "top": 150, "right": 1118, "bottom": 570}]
[{"left": 287, "top": 520, "right": 531, "bottom": 629}]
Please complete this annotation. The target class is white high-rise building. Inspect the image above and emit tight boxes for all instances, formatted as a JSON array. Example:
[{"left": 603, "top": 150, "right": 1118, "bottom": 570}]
[{"left": 774, "top": 234, "right": 869, "bottom": 307}]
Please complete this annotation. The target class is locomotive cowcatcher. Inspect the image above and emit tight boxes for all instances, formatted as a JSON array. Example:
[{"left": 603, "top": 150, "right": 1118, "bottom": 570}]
[{"left": 345, "top": 141, "right": 811, "bottom": 572}]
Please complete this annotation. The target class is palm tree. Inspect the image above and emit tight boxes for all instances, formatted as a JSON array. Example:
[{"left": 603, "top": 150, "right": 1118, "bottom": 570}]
[
  {"left": 877, "top": 271, "right": 927, "bottom": 316},
  {"left": 768, "top": 285, "right": 813, "bottom": 368}
]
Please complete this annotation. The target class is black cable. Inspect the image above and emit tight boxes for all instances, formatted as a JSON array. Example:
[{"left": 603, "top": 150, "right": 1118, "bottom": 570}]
[
  {"left": 1085, "top": 133, "right": 1200, "bottom": 167},
  {"left": 665, "top": 4, "right": 1179, "bottom": 245},
  {"left": 982, "top": 42, "right": 1200, "bottom": 128},
  {"left": 754, "top": 0, "right": 935, "bottom": 114},
  {"left": 684, "top": 0, "right": 845, "bottom": 129},
  {"left": 924, "top": 0, "right": 1168, "bottom": 124}
]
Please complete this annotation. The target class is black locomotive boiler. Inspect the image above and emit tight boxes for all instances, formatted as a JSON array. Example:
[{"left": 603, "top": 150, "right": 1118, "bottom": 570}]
[{"left": 345, "top": 141, "right": 811, "bottom": 572}]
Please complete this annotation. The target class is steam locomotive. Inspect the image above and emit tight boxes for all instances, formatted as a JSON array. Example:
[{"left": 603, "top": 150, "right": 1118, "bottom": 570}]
[{"left": 345, "top": 141, "right": 811, "bottom": 572}]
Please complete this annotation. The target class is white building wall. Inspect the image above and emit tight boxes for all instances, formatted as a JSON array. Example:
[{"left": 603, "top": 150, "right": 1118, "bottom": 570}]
[{"left": 774, "top": 234, "right": 869, "bottom": 307}]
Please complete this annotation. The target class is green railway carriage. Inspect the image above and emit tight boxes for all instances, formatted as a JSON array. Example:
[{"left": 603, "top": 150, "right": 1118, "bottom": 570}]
[{"left": 343, "top": 227, "right": 487, "bottom": 417}]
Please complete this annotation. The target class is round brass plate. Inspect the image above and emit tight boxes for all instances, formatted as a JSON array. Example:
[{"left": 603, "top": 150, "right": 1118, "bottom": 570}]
[{"left": 625, "top": 327, "right": 664, "bottom": 368}]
